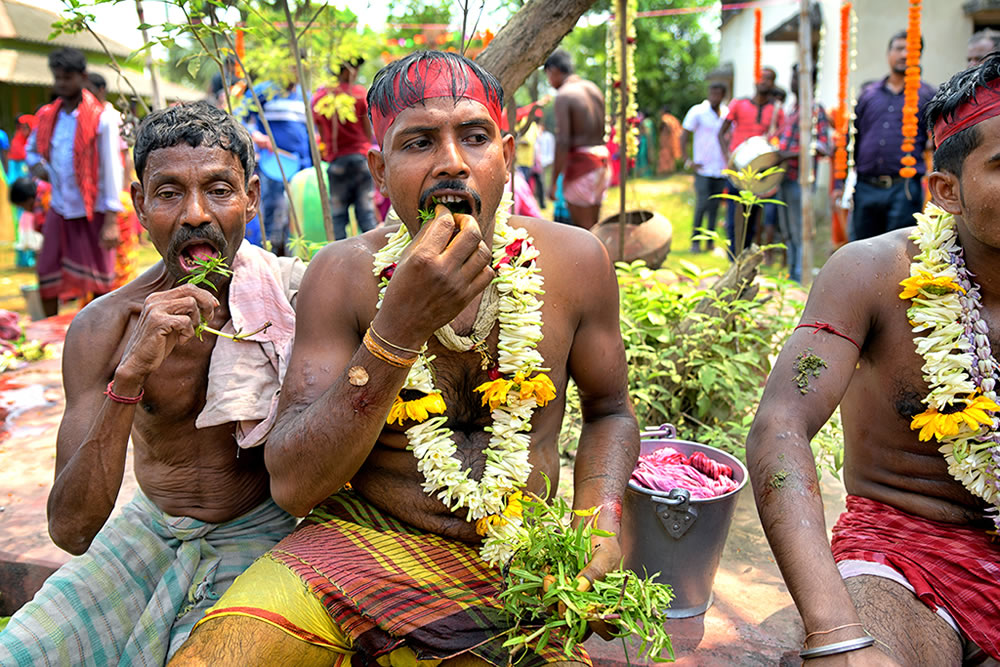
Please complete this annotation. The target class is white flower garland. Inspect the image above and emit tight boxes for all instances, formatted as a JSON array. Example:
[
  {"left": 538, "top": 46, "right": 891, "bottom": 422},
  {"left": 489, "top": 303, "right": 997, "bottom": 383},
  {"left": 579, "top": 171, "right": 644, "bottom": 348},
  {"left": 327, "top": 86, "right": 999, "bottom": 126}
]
[
  {"left": 902, "top": 203, "right": 1000, "bottom": 529},
  {"left": 372, "top": 192, "right": 548, "bottom": 565}
]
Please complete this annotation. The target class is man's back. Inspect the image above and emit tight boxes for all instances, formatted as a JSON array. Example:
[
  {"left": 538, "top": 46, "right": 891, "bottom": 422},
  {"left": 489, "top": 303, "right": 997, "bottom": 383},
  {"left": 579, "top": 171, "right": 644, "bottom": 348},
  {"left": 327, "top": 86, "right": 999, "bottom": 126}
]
[{"left": 556, "top": 77, "right": 605, "bottom": 148}]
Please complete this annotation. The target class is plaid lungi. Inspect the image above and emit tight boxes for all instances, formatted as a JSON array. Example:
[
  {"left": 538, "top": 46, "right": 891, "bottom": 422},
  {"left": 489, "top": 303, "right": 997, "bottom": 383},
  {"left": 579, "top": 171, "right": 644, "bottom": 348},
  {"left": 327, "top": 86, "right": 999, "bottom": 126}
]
[
  {"left": 831, "top": 494, "right": 1000, "bottom": 660},
  {"left": 0, "top": 491, "right": 295, "bottom": 666},
  {"left": 259, "top": 490, "right": 591, "bottom": 665}
]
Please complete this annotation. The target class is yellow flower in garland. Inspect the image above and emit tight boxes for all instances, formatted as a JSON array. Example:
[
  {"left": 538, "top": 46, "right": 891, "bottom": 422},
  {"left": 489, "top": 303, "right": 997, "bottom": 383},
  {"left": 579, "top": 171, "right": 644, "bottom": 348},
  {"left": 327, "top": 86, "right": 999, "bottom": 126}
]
[
  {"left": 911, "top": 392, "right": 1000, "bottom": 442},
  {"left": 476, "top": 378, "right": 514, "bottom": 410},
  {"left": 386, "top": 393, "right": 447, "bottom": 426},
  {"left": 475, "top": 491, "right": 524, "bottom": 536},
  {"left": 476, "top": 373, "right": 557, "bottom": 410},
  {"left": 518, "top": 373, "right": 557, "bottom": 406},
  {"left": 899, "top": 271, "right": 966, "bottom": 300}
]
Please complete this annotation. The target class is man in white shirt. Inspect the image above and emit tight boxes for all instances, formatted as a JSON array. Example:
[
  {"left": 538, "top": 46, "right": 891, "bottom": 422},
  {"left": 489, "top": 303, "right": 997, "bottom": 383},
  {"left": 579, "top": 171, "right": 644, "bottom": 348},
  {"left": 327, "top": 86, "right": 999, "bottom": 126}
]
[
  {"left": 27, "top": 48, "right": 123, "bottom": 316},
  {"left": 680, "top": 82, "right": 728, "bottom": 253}
]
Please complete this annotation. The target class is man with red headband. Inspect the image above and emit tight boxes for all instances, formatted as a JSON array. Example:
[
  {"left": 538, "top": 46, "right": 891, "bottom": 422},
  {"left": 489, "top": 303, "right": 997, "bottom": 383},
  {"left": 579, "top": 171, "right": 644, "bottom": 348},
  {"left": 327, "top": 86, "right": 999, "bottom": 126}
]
[
  {"left": 171, "top": 50, "right": 638, "bottom": 666},
  {"left": 747, "top": 55, "right": 1000, "bottom": 666}
]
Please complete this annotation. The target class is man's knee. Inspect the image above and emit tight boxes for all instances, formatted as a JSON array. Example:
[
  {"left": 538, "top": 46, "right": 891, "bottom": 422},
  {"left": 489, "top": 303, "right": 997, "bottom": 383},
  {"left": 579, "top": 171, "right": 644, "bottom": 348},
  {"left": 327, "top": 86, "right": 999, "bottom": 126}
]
[
  {"left": 169, "top": 615, "right": 342, "bottom": 667},
  {"left": 844, "top": 575, "right": 963, "bottom": 667}
]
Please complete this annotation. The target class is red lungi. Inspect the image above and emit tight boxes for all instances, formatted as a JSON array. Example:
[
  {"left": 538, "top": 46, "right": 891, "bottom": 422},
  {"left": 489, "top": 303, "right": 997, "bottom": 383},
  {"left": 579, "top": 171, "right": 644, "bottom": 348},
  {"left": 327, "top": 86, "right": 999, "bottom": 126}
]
[
  {"left": 831, "top": 494, "right": 1000, "bottom": 659},
  {"left": 37, "top": 209, "right": 116, "bottom": 300}
]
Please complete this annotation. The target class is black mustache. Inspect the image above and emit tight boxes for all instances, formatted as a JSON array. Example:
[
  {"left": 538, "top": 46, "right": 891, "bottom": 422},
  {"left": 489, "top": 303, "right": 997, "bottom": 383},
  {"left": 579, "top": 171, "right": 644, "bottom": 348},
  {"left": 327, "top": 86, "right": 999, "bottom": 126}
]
[
  {"left": 419, "top": 181, "right": 482, "bottom": 216},
  {"left": 166, "top": 225, "right": 227, "bottom": 267}
]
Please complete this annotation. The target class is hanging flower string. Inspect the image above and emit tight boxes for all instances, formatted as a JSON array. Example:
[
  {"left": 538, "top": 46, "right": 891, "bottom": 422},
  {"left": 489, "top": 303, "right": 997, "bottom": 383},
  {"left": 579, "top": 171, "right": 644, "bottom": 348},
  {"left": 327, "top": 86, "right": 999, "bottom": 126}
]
[
  {"left": 605, "top": 0, "right": 640, "bottom": 160},
  {"left": 900, "top": 203, "right": 1000, "bottom": 531},
  {"left": 899, "top": 0, "right": 922, "bottom": 179},
  {"left": 831, "top": 1, "right": 852, "bottom": 183},
  {"left": 752, "top": 8, "right": 762, "bottom": 85},
  {"left": 372, "top": 192, "right": 556, "bottom": 566}
]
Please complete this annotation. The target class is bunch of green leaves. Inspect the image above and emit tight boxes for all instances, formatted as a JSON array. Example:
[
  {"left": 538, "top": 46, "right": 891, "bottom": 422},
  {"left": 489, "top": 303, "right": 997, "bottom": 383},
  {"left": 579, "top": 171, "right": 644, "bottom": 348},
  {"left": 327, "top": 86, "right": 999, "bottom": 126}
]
[
  {"left": 498, "top": 489, "right": 674, "bottom": 664},
  {"left": 614, "top": 259, "right": 801, "bottom": 459},
  {"left": 287, "top": 235, "right": 328, "bottom": 261},
  {"left": 179, "top": 256, "right": 271, "bottom": 341}
]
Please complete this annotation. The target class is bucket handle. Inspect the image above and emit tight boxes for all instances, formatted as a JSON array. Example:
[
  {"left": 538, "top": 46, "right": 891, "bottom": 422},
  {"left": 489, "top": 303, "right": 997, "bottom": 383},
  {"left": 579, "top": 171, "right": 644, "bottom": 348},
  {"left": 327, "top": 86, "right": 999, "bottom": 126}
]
[
  {"left": 640, "top": 423, "right": 678, "bottom": 440},
  {"left": 650, "top": 488, "right": 698, "bottom": 539}
]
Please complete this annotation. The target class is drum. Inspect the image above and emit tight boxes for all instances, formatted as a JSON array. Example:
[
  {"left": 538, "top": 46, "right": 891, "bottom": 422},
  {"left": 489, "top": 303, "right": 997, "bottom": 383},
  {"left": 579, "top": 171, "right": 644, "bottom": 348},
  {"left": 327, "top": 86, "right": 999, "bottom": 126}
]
[{"left": 728, "top": 136, "right": 783, "bottom": 197}]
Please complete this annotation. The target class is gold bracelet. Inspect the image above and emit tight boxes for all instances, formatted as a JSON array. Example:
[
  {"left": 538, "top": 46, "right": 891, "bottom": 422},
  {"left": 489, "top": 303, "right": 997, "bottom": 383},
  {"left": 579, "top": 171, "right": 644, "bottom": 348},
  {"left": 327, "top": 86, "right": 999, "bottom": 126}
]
[
  {"left": 369, "top": 322, "right": 422, "bottom": 355},
  {"left": 363, "top": 328, "right": 417, "bottom": 368}
]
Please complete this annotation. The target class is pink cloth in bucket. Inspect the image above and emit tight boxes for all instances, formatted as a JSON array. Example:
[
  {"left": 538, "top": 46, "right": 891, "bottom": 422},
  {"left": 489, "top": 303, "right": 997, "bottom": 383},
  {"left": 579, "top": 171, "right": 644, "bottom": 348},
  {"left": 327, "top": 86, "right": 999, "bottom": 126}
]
[{"left": 630, "top": 445, "right": 739, "bottom": 499}]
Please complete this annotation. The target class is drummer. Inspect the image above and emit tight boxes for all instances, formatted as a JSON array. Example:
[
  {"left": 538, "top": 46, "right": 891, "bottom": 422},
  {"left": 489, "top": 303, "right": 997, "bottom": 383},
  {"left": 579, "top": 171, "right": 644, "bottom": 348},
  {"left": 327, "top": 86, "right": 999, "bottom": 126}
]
[{"left": 717, "top": 66, "right": 784, "bottom": 257}]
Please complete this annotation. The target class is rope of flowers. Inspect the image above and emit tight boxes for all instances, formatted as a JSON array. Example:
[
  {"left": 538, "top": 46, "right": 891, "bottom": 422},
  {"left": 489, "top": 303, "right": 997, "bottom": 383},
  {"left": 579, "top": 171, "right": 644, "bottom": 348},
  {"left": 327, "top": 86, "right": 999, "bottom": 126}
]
[
  {"left": 899, "top": 0, "right": 922, "bottom": 179},
  {"left": 831, "top": 1, "right": 851, "bottom": 183},
  {"left": 900, "top": 203, "right": 1000, "bottom": 530},
  {"left": 753, "top": 8, "right": 762, "bottom": 85},
  {"left": 605, "top": 0, "right": 639, "bottom": 160}
]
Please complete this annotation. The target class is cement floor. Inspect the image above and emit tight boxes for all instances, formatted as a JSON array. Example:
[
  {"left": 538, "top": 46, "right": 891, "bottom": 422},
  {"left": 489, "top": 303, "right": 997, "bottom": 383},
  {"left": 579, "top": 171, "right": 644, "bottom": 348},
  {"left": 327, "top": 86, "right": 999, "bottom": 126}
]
[{"left": 0, "top": 313, "right": 849, "bottom": 665}]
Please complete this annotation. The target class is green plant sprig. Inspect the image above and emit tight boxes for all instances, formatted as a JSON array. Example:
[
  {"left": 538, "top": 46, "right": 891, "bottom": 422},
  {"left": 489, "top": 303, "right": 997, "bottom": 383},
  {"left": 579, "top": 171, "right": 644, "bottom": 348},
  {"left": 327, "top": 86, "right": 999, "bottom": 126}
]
[
  {"left": 178, "top": 255, "right": 272, "bottom": 342},
  {"left": 497, "top": 485, "right": 674, "bottom": 664},
  {"left": 418, "top": 208, "right": 435, "bottom": 225}
]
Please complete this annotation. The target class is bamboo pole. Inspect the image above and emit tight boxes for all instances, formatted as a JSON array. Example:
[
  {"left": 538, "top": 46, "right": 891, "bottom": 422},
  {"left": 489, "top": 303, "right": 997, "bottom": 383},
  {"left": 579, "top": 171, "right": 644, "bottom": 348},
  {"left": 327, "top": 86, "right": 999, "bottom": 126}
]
[
  {"left": 798, "top": 0, "right": 815, "bottom": 286},
  {"left": 135, "top": 0, "right": 164, "bottom": 110},
  {"left": 616, "top": 0, "right": 628, "bottom": 262}
]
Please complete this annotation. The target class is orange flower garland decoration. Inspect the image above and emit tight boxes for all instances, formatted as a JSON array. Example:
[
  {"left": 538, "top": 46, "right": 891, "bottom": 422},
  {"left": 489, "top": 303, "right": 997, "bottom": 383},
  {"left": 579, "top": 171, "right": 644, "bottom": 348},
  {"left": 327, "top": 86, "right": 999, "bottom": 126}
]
[
  {"left": 832, "top": 2, "right": 852, "bottom": 182},
  {"left": 753, "top": 8, "right": 762, "bottom": 84},
  {"left": 899, "top": 0, "right": 922, "bottom": 179}
]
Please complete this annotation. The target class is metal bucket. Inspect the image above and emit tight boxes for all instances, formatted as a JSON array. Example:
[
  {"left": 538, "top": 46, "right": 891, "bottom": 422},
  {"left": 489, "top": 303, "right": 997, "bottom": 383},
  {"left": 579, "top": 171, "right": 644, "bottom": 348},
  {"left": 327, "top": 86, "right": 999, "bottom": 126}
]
[
  {"left": 728, "top": 135, "right": 782, "bottom": 196},
  {"left": 620, "top": 424, "right": 748, "bottom": 618}
]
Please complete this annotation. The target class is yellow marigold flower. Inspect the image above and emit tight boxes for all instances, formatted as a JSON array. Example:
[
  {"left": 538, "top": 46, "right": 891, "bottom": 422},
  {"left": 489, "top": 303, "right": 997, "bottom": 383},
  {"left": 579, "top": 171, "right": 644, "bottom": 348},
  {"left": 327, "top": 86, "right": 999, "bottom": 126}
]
[
  {"left": 474, "top": 491, "right": 523, "bottom": 536},
  {"left": 899, "top": 271, "right": 965, "bottom": 300},
  {"left": 529, "top": 373, "right": 556, "bottom": 406},
  {"left": 475, "top": 378, "right": 513, "bottom": 410},
  {"left": 386, "top": 393, "right": 446, "bottom": 425},
  {"left": 910, "top": 393, "right": 999, "bottom": 441}
]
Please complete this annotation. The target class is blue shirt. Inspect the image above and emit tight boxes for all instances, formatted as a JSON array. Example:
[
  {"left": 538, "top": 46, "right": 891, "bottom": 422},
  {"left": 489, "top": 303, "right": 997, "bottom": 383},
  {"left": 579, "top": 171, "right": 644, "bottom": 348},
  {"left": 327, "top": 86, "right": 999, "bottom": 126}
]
[
  {"left": 246, "top": 82, "right": 312, "bottom": 171},
  {"left": 853, "top": 77, "right": 936, "bottom": 178}
]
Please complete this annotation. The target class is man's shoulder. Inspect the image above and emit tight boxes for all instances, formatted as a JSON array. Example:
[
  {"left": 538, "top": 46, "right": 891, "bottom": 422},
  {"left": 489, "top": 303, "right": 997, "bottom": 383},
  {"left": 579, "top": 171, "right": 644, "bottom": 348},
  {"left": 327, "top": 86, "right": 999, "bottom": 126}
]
[
  {"left": 814, "top": 229, "right": 914, "bottom": 297},
  {"left": 513, "top": 216, "right": 609, "bottom": 268}
]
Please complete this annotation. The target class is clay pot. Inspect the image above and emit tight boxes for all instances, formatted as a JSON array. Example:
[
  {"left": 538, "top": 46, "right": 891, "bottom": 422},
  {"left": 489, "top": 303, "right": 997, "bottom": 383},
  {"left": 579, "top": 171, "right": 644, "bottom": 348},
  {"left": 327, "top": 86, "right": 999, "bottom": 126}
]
[{"left": 592, "top": 209, "right": 673, "bottom": 269}]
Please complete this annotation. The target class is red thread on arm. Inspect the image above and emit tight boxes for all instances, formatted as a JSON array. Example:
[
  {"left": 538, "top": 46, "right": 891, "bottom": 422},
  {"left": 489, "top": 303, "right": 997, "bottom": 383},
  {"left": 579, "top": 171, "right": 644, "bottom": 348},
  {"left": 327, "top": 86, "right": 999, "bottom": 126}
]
[
  {"left": 794, "top": 321, "right": 861, "bottom": 351},
  {"left": 104, "top": 380, "right": 144, "bottom": 404}
]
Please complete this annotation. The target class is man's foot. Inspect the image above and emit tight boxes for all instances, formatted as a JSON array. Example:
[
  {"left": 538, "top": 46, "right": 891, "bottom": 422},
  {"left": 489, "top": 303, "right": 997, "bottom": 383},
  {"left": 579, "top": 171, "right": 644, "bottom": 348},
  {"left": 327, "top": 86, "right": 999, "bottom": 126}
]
[{"left": 690, "top": 242, "right": 701, "bottom": 254}]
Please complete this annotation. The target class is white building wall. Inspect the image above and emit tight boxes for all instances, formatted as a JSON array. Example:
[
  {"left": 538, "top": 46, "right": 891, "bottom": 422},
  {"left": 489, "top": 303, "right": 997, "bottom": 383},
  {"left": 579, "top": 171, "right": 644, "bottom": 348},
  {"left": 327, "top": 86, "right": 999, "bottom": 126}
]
[{"left": 724, "top": 0, "right": 973, "bottom": 110}]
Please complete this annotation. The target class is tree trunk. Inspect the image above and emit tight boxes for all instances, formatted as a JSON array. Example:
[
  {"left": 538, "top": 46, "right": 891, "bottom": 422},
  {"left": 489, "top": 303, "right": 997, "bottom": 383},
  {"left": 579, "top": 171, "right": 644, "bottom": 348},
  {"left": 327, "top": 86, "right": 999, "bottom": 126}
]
[{"left": 476, "top": 0, "right": 597, "bottom": 95}]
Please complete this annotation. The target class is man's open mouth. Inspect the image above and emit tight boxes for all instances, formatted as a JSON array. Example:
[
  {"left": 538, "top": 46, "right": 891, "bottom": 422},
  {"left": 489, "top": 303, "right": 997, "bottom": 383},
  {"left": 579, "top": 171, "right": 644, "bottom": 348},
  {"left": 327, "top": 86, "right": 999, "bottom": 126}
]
[
  {"left": 431, "top": 194, "right": 474, "bottom": 216},
  {"left": 178, "top": 241, "right": 221, "bottom": 272}
]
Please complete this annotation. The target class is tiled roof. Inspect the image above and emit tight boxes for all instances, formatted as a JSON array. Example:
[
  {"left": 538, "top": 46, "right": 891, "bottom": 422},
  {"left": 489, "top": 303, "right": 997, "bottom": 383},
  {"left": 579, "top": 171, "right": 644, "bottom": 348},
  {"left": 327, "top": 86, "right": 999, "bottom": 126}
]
[
  {"left": 0, "top": 49, "right": 205, "bottom": 101},
  {"left": 0, "top": 0, "right": 133, "bottom": 58}
]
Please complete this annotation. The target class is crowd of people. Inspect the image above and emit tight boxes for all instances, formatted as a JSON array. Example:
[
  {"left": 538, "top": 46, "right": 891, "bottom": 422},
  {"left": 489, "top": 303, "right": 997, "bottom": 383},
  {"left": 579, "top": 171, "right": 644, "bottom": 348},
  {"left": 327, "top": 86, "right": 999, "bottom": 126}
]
[{"left": 1, "top": 20, "right": 1000, "bottom": 667}]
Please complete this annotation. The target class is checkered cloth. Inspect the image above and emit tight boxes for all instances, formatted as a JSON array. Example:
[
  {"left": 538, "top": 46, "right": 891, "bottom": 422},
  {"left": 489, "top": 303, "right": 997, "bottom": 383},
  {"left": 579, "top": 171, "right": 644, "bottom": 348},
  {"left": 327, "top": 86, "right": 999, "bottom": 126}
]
[
  {"left": 0, "top": 491, "right": 295, "bottom": 666},
  {"left": 269, "top": 490, "right": 592, "bottom": 666},
  {"left": 831, "top": 494, "right": 1000, "bottom": 660}
]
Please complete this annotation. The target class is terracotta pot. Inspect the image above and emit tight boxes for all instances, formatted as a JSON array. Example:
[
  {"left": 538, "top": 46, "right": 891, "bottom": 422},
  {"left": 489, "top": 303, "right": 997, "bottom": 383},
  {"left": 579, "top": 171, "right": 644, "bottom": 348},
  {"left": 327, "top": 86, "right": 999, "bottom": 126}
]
[{"left": 592, "top": 209, "right": 673, "bottom": 269}]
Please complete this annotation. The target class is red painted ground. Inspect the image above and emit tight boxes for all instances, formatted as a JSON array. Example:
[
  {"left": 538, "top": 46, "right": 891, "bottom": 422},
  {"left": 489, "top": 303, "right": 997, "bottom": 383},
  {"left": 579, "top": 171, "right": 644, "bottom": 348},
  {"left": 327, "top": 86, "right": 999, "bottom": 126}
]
[{"left": 0, "top": 312, "right": 849, "bottom": 664}]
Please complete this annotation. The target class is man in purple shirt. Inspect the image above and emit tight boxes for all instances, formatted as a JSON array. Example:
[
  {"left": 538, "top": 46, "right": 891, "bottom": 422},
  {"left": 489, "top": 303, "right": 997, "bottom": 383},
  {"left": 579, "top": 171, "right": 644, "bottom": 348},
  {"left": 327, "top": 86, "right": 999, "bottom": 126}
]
[{"left": 846, "top": 30, "right": 935, "bottom": 241}]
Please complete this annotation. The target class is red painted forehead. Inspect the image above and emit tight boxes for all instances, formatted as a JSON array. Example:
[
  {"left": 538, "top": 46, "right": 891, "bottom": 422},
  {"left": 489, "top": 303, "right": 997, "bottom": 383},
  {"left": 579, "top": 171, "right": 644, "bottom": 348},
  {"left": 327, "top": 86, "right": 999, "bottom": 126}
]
[{"left": 371, "top": 59, "right": 503, "bottom": 146}]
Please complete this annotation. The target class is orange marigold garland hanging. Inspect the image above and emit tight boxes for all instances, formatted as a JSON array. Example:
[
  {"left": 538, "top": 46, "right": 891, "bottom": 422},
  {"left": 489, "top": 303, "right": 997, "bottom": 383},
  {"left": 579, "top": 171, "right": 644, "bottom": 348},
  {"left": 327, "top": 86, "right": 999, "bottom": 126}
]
[
  {"left": 831, "top": 2, "right": 852, "bottom": 182},
  {"left": 900, "top": 0, "right": 922, "bottom": 179},
  {"left": 753, "top": 8, "right": 763, "bottom": 84}
]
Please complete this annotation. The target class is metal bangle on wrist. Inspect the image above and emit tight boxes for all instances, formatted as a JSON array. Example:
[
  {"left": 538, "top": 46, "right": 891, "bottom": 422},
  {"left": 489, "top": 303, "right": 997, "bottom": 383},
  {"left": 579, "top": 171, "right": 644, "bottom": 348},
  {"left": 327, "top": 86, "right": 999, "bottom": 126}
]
[{"left": 799, "top": 635, "right": 876, "bottom": 660}]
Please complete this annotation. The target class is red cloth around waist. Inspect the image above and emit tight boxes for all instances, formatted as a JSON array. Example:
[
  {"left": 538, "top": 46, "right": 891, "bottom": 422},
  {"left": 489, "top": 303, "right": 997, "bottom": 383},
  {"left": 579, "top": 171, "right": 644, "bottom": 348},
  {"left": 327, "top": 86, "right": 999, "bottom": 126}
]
[
  {"left": 565, "top": 149, "right": 609, "bottom": 183},
  {"left": 831, "top": 494, "right": 1000, "bottom": 659}
]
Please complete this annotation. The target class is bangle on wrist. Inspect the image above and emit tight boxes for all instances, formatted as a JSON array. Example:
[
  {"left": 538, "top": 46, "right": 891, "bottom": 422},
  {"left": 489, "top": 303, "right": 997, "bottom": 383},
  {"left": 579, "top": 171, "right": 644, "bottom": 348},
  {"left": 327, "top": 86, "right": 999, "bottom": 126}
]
[
  {"left": 363, "top": 328, "right": 416, "bottom": 368},
  {"left": 368, "top": 322, "right": 421, "bottom": 355},
  {"left": 804, "top": 623, "right": 863, "bottom": 644},
  {"left": 105, "top": 380, "right": 144, "bottom": 404},
  {"left": 799, "top": 636, "right": 875, "bottom": 660}
]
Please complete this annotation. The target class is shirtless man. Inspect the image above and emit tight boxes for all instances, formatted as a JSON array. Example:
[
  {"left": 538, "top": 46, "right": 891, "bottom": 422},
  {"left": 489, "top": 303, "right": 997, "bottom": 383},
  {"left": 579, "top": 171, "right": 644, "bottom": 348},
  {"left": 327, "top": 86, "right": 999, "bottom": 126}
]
[
  {"left": 171, "top": 50, "right": 638, "bottom": 667},
  {"left": 0, "top": 102, "right": 298, "bottom": 666},
  {"left": 747, "top": 56, "right": 1000, "bottom": 666},
  {"left": 544, "top": 48, "right": 609, "bottom": 230}
]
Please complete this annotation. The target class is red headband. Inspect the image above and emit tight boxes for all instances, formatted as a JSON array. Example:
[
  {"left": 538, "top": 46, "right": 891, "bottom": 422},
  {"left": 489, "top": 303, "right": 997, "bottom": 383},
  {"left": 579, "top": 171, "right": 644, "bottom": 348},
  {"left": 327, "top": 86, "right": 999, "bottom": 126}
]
[
  {"left": 934, "top": 77, "right": 1000, "bottom": 147},
  {"left": 371, "top": 59, "right": 503, "bottom": 146}
]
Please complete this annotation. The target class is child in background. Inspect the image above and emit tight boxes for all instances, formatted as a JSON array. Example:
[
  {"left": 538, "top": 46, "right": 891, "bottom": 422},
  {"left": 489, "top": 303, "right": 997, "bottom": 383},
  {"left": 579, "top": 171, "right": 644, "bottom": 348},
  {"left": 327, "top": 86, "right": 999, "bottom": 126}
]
[{"left": 8, "top": 176, "right": 48, "bottom": 268}]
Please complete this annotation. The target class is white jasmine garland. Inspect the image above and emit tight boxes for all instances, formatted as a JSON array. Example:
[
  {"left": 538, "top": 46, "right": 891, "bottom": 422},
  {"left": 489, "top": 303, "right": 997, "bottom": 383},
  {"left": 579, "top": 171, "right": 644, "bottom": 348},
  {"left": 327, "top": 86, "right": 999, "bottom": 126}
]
[
  {"left": 901, "top": 203, "right": 1000, "bottom": 527},
  {"left": 372, "top": 192, "right": 551, "bottom": 566}
]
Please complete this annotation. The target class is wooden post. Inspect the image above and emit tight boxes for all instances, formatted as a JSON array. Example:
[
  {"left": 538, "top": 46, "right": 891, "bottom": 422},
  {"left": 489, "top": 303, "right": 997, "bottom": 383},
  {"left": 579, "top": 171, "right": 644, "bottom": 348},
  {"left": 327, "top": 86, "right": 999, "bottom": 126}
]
[
  {"left": 617, "top": 0, "right": 628, "bottom": 262},
  {"left": 135, "top": 0, "right": 164, "bottom": 110},
  {"left": 798, "top": 0, "right": 815, "bottom": 286}
]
